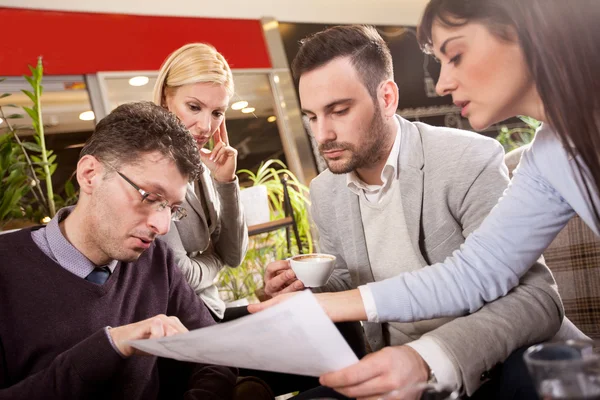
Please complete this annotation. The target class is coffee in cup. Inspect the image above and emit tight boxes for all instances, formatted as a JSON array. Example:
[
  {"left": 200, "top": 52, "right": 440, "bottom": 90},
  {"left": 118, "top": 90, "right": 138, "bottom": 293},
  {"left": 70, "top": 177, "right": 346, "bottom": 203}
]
[{"left": 289, "top": 253, "right": 336, "bottom": 287}]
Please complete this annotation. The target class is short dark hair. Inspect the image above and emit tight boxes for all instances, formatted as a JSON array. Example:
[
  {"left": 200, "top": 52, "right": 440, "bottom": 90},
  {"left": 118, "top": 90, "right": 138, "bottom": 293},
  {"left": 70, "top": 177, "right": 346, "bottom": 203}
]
[
  {"left": 291, "top": 25, "right": 393, "bottom": 99},
  {"left": 80, "top": 101, "right": 202, "bottom": 180}
]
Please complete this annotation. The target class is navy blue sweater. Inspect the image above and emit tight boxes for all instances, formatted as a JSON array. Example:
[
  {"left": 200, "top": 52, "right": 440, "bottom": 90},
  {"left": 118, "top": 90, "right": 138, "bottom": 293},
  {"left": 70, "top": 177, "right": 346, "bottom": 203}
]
[{"left": 0, "top": 228, "right": 236, "bottom": 399}]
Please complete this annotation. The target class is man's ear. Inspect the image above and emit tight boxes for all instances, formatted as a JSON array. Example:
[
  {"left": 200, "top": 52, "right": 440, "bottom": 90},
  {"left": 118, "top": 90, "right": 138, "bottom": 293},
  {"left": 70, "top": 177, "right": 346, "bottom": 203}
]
[
  {"left": 76, "top": 155, "right": 103, "bottom": 195},
  {"left": 379, "top": 79, "right": 399, "bottom": 119}
]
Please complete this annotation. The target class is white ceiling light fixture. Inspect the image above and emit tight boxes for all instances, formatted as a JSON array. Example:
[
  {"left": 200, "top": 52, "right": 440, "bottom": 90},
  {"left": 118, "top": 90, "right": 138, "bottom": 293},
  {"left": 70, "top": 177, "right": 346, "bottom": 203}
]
[
  {"left": 79, "top": 111, "right": 95, "bottom": 121},
  {"left": 128, "top": 76, "right": 149, "bottom": 87},
  {"left": 231, "top": 101, "right": 249, "bottom": 110},
  {"left": 267, "top": 116, "right": 277, "bottom": 123},
  {"left": 241, "top": 107, "right": 255, "bottom": 114}
]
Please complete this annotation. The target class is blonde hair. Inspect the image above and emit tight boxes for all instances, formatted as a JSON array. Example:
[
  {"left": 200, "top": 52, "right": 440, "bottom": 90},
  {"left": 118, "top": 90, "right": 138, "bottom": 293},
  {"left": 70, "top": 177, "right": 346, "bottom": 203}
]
[{"left": 153, "top": 43, "right": 234, "bottom": 106}]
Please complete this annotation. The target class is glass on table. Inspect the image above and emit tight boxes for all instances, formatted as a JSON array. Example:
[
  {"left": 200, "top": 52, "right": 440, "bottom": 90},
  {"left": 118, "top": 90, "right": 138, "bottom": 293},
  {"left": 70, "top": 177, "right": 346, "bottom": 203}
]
[{"left": 524, "top": 340, "right": 600, "bottom": 399}]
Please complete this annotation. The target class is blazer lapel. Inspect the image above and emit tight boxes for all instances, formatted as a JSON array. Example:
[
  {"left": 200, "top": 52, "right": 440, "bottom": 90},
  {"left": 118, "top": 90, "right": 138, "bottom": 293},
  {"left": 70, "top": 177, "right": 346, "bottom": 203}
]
[
  {"left": 185, "top": 170, "right": 212, "bottom": 231},
  {"left": 398, "top": 117, "right": 428, "bottom": 266},
  {"left": 185, "top": 182, "right": 204, "bottom": 218}
]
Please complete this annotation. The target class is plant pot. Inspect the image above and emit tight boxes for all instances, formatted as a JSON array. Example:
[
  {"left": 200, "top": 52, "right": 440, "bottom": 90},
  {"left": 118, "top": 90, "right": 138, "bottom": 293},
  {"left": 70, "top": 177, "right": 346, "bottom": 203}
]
[
  {"left": 239, "top": 185, "right": 270, "bottom": 226},
  {"left": 225, "top": 298, "right": 250, "bottom": 308}
]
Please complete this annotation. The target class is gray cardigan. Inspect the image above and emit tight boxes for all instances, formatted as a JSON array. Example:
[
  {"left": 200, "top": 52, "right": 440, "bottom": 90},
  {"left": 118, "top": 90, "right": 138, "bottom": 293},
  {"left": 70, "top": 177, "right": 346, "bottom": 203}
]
[
  {"left": 160, "top": 167, "right": 248, "bottom": 319},
  {"left": 310, "top": 116, "right": 563, "bottom": 394}
]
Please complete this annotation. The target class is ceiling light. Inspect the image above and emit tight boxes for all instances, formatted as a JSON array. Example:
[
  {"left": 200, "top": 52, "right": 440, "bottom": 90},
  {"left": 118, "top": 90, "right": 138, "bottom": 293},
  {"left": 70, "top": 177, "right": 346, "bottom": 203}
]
[
  {"left": 79, "top": 111, "right": 95, "bottom": 121},
  {"left": 232, "top": 101, "right": 248, "bottom": 110},
  {"left": 128, "top": 76, "right": 149, "bottom": 87},
  {"left": 65, "top": 143, "right": 87, "bottom": 149},
  {"left": 0, "top": 117, "right": 3, "bottom": 125},
  {"left": 267, "top": 116, "right": 277, "bottom": 123},
  {"left": 263, "top": 20, "right": 279, "bottom": 31},
  {"left": 241, "top": 107, "right": 255, "bottom": 114}
]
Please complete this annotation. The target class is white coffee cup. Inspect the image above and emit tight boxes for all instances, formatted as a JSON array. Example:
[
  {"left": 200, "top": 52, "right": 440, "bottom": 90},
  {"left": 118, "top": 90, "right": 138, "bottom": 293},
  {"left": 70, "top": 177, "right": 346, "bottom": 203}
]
[{"left": 289, "top": 253, "right": 336, "bottom": 287}]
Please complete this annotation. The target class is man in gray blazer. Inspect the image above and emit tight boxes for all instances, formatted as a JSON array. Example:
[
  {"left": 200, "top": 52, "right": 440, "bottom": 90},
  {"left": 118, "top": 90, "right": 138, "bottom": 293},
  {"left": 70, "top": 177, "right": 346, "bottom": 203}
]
[{"left": 262, "top": 25, "right": 563, "bottom": 399}]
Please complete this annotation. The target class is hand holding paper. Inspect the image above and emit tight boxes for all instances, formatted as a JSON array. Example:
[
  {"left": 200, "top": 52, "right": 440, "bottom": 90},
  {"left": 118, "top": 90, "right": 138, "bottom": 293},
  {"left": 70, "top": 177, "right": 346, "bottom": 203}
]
[{"left": 129, "top": 290, "right": 359, "bottom": 376}]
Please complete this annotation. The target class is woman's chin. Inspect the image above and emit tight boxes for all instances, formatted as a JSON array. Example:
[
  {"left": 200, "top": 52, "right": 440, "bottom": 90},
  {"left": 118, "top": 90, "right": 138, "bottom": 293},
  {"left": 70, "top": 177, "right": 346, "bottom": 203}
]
[{"left": 467, "top": 116, "right": 494, "bottom": 132}]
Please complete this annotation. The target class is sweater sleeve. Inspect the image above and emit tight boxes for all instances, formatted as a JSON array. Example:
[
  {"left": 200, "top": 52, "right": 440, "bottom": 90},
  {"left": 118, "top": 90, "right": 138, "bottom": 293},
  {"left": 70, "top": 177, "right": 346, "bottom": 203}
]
[
  {"left": 367, "top": 142, "right": 575, "bottom": 323},
  {"left": 0, "top": 329, "right": 123, "bottom": 399},
  {"left": 164, "top": 246, "right": 237, "bottom": 399}
]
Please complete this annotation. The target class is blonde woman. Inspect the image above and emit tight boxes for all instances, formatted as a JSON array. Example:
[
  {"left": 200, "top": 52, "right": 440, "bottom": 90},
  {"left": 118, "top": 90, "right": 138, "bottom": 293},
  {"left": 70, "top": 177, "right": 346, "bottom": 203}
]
[{"left": 154, "top": 43, "right": 248, "bottom": 320}]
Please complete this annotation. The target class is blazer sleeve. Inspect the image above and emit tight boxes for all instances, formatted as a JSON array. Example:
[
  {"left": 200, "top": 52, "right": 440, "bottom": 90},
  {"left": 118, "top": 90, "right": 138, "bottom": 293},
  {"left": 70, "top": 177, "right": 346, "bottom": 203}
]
[
  {"left": 212, "top": 177, "right": 248, "bottom": 268},
  {"left": 160, "top": 223, "right": 224, "bottom": 293},
  {"left": 367, "top": 138, "right": 573, "bottom": 323},
  {"left": 402, "top": 140, "right": 563, "bottom": 395},
  {"left": 424, "top": 258, "right": 562, "bottom": 395}
]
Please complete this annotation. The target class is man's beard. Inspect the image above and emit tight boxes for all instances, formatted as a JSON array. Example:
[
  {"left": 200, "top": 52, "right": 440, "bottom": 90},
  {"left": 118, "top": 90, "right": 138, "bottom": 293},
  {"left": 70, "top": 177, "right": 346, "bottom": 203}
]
[
  {"left": 88, "top": 189, "right": 151, "bottom": 263},
  {"left": 318, "top": 107, "right": 388, "bottom": 174}
]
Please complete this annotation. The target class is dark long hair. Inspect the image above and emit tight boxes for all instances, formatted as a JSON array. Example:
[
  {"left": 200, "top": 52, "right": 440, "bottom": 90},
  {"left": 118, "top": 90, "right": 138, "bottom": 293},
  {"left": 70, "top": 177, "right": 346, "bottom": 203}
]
[{"left": 418, "top": 0, "right": 600, "bottom": 225}]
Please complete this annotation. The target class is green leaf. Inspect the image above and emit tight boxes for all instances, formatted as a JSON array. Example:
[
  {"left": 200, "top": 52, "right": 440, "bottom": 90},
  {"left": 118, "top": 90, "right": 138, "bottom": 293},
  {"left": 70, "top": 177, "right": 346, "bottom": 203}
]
[
  {"left": 8, "top": 162, "right": 27, "bottom": 171},
  {"left": 21, "top": 89, "right": 35, "bottom": 104},
  {"left": 37, "top": 57, "right": 44, "bottom": 77},
  {"left": 64, "top": 180, "right": 75, "bottom": 198},
  {"left": 49, "top": 163, "right": 57, "bottom": 176},
  {"left": 23, "top": 106, "right": 37, "bottom": 121},
  {"left": 21, "top": 141, "right": 42, "bottom": 152},
  {"left": 24, "top": 76, "right": 35, "bottom": 89},
  {"left": 6, "top": 114, "right": 24, "bottom": 119},
  {"left": 2, "top": 103, "right": 18, "bottom": 108},
  {"left": 28, "top": 64, "right": 39, "bottom": 81},
  {"left": 48, "top": 154, "right": 57, "bottom": 164},
  {"left": 518, "top": 115, "right": 541, "bottom": 129},
  {"left": 0, "top": 93, "right": 10, "bottom": 99}
]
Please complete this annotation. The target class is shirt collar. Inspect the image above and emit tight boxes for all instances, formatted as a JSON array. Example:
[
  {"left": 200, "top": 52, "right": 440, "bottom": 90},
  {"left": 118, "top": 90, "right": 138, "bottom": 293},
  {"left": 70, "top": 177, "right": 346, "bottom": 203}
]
[
  {"left": 46, "top": 206, "right": 118, "bottom": 278},
  {"left": 346, "top": 116, "right": 402, "bottom": 195}
]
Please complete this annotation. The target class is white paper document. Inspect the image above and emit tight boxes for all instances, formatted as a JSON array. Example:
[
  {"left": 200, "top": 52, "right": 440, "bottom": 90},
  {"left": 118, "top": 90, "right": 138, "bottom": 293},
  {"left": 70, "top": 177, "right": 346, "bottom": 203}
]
[{"left": 129, "top": 291, "right": 359, "bottom": 376}]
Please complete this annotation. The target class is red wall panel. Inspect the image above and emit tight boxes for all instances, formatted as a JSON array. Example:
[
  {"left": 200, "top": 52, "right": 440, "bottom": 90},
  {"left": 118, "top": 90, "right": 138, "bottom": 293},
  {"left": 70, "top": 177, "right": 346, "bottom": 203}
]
[{"left": 1, "top": 8, "right": 271, "bottom": 76}]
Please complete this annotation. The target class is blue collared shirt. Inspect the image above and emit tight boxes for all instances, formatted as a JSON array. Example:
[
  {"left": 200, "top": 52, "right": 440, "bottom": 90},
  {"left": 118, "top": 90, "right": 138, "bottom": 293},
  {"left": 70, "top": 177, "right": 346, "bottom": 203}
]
[{"left": 31, "top": 206, "right": 118, "bottom": 277}]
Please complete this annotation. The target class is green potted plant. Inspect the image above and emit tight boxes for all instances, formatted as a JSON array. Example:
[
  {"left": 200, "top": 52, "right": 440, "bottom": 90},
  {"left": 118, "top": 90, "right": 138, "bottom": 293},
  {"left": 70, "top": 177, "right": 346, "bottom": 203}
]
[
  {"left": 216, "top": 159, "right": 314, "bottom": 303},
  {"left": 496, "top": 116, "right": 540, "bottom": 153},
  {"left": 0, "top": 57, "right": 77, "bottom": 231},
  {"left": 0, "top": 133, "right": 31, "bottom": 230}
]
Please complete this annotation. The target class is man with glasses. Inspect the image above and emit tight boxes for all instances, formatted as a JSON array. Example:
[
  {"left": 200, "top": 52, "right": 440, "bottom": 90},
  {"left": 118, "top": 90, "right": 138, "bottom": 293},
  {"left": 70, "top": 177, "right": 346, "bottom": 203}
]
[{"left": 0, "top": 102, "right": 237, "bottom": 399}]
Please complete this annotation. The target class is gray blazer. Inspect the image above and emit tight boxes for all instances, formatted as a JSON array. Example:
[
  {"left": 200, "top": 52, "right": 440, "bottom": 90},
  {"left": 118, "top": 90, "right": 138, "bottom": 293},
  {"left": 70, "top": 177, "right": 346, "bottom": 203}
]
[
  {"left": 160, "top": 167, "right": 248, "bottom": 319},
  {"left": 310, "top": 116, "right": 563, "bottom": 395}
]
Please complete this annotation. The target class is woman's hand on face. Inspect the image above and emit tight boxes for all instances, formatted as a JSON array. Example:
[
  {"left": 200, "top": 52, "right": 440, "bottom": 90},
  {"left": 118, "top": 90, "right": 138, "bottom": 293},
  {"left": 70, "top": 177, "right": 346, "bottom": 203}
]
[{"left": 199, "top": 119, "right": 238, "bottom": 182}]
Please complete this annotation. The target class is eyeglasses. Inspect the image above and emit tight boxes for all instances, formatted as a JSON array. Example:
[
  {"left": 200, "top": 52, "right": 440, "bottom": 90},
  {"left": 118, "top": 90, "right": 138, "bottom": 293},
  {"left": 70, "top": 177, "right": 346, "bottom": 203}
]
[{"left": 107, "top": 164, "right": 187, "bottom": 222}]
